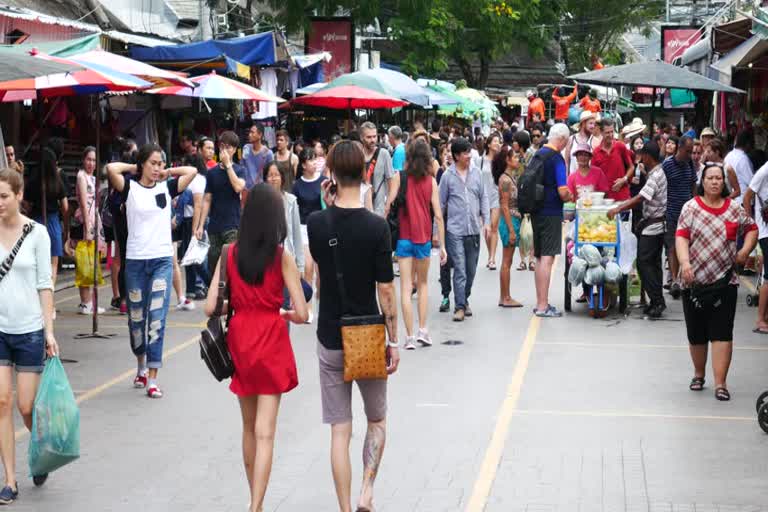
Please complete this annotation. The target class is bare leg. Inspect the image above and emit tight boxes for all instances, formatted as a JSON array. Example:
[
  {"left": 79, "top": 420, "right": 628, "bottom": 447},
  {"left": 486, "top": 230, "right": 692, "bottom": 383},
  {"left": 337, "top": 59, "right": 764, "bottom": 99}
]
[
  {"left": 499, "top": 247, "right": 515, "bottom": 304},
  {"left": 358, "top": 419, "right": 386, "bottom": 510},
  {"left": 711, "top": 341, "right": 733, "bottom": 390},
  {"left": 668, "top": 247, "right": 679, "bottom": 282},
  {"left": 330, "top": 422, "right": 353, "bottom": 512},
  {"left": 534, "top": 256, "right": 555, "bottom": 311},
  {"left": 415, "top": 258, "right": 431, "bottom": 330},
  {"left": 488, "top": 208, "right": 500, "bottom": 266},
  {"left": 250, "top": 394, "right": 281, "bottom": 512},
  {"left": 689, "top": 344, "right": 708, "bottom": 380},
  {"left": 16, "top": 372, "right": 41, "bottom": 432},
  {"left": 757, "top": 283, "right": 768, "bottom": 330},
  {"left": 79, "top": 286, "right": 91, "bottom": 307},
  {"left": 238, "top": 395, "right": 258, "bottom": 504},
  {"left": 172, "top": 249, "right": 183, "bottom": 302},
  {"left": 399, "top": 257, "right": 414, "bottom": 337},
  {"left": 51, "top": 256, "right": 59, "bottom": 290},
  {"left": 0, "top": 368, "right": 15, "bottom": 489},
  {"left": 111, "top": 250, "right": 121, "bottom": 300}
]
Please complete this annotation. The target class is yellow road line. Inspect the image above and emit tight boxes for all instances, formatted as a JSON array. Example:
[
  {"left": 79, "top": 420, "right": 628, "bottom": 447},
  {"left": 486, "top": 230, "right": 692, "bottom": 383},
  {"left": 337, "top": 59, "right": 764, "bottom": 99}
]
[
  {"left": 465, "top": 315, "right": 541, "bottom": 512},
  {"left": 538, "top": 341, "right": 768, "bottom": 351},
  {"left": 516, "top": 409, "right": 753, "bottom": 422},
  {"left": 54, "top": 284, "right": 111, "bottom": 305},
  {"left": 14, "top": 334, "right": 198, "bottom": 441}
]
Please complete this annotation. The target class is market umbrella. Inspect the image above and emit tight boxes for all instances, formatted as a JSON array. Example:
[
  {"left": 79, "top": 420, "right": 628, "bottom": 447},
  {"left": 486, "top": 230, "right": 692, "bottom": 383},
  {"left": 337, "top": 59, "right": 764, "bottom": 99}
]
[
  {"left": 69, "top": 50, "right": 195, "bottom": 88},
  {"left": 146, "top": 70, "right": 284, "bottom": 102},
  {"left": 567, "top": 60, "right": 744, "bottom": 93},
  {"left": 0, "top": 52, "right": 85, "bottom": 82},
  {"left": 329, "top": 68, "right": 432, "bottom": 106},
  {"left": 289, "top": 85, "right": 409, "bottom": 109}
]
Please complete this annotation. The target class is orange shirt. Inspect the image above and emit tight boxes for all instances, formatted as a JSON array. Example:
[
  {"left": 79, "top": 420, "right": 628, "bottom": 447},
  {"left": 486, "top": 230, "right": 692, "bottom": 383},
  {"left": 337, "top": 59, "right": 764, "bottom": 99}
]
[
  {"left": 551, "top": 88, "right": 577, "bottom": 120},
  {"left": 527, "top": 97, "right": 546, "bottom": 123},
  {"left": 579, "top": 96, "right": 602, "bottom": 113}
]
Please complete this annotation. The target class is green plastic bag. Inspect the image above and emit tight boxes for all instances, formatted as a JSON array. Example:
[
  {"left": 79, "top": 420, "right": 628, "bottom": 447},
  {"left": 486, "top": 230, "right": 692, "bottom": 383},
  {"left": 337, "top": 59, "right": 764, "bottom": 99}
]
[{"left": 28, "top": 357, "right": 80, "bottom": 477}]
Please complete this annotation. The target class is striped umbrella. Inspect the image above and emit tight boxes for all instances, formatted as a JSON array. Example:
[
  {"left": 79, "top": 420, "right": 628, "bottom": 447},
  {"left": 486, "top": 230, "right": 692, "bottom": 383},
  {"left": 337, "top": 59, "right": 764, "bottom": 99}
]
[
  {"left": 0, "top": 50, "right": 152, "bottom": 101},
  {"left": 146, "top": 71, "right": 284, "bottom": 102},
  {"left": 69, "top": 50, "right": 195, "bottom": 89}
]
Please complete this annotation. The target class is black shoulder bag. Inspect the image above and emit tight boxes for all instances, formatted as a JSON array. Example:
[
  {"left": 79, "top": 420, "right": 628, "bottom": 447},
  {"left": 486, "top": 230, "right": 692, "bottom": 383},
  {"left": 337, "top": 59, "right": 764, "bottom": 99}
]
[
  {"left": 386, "top": 171, "right": 408, "bottom": 245},
  {"left": 200, "top": 244, "right": 235, "bottom": 381},
  {"left": 325, "top": 210, "right": 388, "bottom": 382},
  {"left": 687, "top": 267, "right": 734, "bottom": 310}
]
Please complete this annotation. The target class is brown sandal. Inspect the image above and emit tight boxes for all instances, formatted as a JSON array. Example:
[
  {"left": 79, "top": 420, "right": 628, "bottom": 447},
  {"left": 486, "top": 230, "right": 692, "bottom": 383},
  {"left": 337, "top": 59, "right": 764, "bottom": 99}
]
[
  {"left": 516, "top": 262, "right": 527, "bottom": 271},
  {"left": 528, "top": 261, "right": 536, "bottom": 271}
]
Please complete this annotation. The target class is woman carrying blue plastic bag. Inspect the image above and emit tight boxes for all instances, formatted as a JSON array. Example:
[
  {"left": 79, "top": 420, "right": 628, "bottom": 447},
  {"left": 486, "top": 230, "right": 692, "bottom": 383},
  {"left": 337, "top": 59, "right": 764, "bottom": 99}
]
[{"left": 0, "top": 168, "right": 60, "bottom": 505}]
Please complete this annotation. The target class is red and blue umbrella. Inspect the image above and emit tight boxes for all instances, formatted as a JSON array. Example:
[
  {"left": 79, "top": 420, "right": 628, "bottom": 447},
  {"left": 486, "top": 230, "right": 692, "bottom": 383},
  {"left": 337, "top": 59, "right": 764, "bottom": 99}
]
[{"left": 147, "top": 71, "right": 284, "bottom": 102}]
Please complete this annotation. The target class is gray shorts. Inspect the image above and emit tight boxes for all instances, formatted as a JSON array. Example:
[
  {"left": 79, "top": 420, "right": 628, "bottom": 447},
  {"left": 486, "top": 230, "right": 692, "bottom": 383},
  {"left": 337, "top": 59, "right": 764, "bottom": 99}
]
[
  {"left": 531, "top": 214, "right": 562, "bottom": 258},
  {"left": 317, "top": 342, "right": 387, "bottom": 425}
]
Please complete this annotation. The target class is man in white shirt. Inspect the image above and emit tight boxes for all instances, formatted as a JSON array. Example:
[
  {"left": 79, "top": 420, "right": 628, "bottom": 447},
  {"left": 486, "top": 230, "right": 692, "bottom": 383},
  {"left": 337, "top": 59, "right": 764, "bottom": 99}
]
[
  {"left": 724, "top": 130, "right": 754, "bottom": 205},
  {"left": 743, "top": 161, "right": 768, "bottom": 333}
]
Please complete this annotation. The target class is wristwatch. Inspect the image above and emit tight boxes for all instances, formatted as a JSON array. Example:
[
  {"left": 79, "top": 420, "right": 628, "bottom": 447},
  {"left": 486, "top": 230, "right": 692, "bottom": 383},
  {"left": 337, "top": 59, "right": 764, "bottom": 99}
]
[{"left": 386, "top": 340, "right": 399, "bottom": 348}]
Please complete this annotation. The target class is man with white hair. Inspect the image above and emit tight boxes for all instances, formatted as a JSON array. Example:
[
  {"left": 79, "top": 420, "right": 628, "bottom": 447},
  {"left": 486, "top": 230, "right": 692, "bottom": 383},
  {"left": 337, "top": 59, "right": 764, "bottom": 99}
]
[
  {"left": 532, "top": 123, "right": 573, "bottom": 318},
  {"left": 388, "top": 125, "right": 406, "bottom": 172}
]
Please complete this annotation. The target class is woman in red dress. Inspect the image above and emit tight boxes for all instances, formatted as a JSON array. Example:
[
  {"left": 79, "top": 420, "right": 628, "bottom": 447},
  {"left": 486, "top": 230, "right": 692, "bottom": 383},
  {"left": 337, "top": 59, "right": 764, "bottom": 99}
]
[{"left": 205, "top": 184, "right": 308, "bottom": 512}]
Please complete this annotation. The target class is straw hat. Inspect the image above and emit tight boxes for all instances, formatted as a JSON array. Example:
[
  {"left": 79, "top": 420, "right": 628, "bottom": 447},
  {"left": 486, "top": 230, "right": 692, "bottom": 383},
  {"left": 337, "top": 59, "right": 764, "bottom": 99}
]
[
  {"left": 700, "top": 127, "right": 716, "bottom": 137},
  {"left": 571, "top": 110, "right": 596, "bottom": 131},
  {"left": 621, "top": 117, "right": 646, "bottom": 138}
]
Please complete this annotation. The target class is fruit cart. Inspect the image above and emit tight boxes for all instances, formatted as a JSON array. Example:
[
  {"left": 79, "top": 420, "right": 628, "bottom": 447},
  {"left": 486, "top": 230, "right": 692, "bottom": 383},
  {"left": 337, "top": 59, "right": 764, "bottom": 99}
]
[{"left": 564, "top": 206, "right": 629, "bottom": 316}]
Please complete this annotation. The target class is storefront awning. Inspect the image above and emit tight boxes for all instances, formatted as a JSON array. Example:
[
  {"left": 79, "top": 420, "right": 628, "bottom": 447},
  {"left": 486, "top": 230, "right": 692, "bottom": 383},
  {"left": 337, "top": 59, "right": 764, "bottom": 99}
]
[
  {"left": 710, "top": 34, "right": 768, "bottom": 84},
  {"left": 130, "top": 32, "right": 278, "bottom": 69}
]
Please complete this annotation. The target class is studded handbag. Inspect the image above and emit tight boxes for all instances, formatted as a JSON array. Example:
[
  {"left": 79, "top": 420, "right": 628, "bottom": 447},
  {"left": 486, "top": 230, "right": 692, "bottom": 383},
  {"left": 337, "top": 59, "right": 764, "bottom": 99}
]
[
  {"left": 325, "top": 212, "right": 388, "bottom": 383},
  {"left": 199, "top": 244, "right": 235, "bottom": 382}
]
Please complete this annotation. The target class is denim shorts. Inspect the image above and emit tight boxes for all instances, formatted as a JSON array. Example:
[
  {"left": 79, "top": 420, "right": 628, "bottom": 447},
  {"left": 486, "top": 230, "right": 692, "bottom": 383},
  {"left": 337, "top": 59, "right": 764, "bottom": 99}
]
[
  {"left": 395, "top": 239, "right": 432, "bottom": 259},
  {"left": 0, "top": 329, "right": 45, "bottom": 373}
]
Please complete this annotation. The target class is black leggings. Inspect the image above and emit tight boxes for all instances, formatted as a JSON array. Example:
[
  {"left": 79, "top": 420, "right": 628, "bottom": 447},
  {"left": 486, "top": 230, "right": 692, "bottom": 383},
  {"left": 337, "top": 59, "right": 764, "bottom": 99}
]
[{"left": 110, "top": 203, "right": 128, "bottom": 301}]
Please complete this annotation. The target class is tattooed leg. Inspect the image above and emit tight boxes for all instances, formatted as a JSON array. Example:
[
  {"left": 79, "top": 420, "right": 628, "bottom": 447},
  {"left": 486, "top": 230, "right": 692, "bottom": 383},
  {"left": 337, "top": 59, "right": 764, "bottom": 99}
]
[{"left": 359, "top": 419, "right": 386, "bottom": 509}]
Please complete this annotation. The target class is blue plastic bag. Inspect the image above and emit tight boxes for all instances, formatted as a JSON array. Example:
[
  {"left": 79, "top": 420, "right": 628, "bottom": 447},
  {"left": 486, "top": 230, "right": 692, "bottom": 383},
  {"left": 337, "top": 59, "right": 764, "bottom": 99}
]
[{"left": 28, "top": 357, "right": 80, "bottom": 477}]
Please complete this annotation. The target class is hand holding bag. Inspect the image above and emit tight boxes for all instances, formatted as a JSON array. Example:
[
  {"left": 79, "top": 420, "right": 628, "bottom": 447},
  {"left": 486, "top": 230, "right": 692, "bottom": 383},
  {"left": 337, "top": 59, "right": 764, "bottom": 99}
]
[
  {"left": 326, "top": 212, "right": 388, "bottom": 382},
  {"left": 199, "top": 244, "right": 234, "bottom": 381}
]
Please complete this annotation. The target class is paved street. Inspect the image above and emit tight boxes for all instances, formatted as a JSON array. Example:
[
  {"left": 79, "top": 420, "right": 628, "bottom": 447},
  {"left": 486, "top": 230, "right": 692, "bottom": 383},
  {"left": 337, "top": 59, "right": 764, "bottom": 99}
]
[{"left": 9, "top": 251, "right": 768, "bottom": 512}]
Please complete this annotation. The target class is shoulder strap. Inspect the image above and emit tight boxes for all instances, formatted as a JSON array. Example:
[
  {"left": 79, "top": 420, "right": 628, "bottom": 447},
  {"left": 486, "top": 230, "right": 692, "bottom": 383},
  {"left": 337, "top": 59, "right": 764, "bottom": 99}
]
[
  {"left": 0, "top": 222, "right": 34, "bottom": 285},
  {"left": 324, "top": 210, "right": 349, "bottom": 315},
  {"left": 213, "top": 244, "right": 230, "bottom": 317}
]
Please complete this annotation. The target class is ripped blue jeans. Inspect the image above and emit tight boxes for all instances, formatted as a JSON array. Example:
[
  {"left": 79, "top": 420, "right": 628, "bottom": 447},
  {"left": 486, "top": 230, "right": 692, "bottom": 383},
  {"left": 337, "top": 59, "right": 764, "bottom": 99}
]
[{"left": 125, "top": 257, "right": 173, "bottom": 369}]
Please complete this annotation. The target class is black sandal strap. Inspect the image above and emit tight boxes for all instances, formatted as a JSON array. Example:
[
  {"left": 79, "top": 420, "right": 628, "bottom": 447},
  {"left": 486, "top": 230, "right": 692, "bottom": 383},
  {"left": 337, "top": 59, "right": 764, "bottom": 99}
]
[
  {"left": 715, "top": 387, "right": 731, "bottom": 401},
  {"left": 689, "top": 377, "right": 705, "bottom": 390}
]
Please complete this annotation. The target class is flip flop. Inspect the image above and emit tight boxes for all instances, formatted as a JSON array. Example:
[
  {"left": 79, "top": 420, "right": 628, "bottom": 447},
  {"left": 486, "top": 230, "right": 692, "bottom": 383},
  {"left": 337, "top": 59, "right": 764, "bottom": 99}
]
[
  {"left": 753, "top": 328, "right": 768, "bottom": 335},
  {"left": 528, "top": 262, "right": 536, "bottom": 271},
  {"left": 715, "top": 387, "right": 731, "bottom": 401},
  {"left": 689, "top": 377, "right": 705, "bottom": 391},
  {"left": 488, "top": 262, "right": 497, "bottom": 270},
  {"left": 516, "top": 262, "right": 527, "bottom": 271},
  {"left": 498, "top": 301, "right": 523, "bottom": 308}
]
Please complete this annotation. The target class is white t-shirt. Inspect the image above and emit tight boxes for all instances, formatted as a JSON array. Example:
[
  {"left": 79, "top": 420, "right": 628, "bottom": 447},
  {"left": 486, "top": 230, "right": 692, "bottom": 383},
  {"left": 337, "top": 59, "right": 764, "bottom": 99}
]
[
  {"left": 0, "top": 222, "right": 52, "bottom": 334},
  {"left": 122, "top": 179, "right": 179, "bottom": 260},
  {"left": 724, "top": 148, "right": 753, "bottom": 205},
  {"left": 183, "top": 174, "right": 207, "bottom": 219},
  {"left": 749, "top": 161, "right": 768, "bottom": 240}
]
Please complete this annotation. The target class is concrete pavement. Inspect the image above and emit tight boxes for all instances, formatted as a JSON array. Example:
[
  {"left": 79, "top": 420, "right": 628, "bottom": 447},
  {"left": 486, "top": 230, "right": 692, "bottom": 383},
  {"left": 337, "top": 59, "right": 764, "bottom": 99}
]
[{"left": 7, "top": 249, "right": 768, "bottom": 511}]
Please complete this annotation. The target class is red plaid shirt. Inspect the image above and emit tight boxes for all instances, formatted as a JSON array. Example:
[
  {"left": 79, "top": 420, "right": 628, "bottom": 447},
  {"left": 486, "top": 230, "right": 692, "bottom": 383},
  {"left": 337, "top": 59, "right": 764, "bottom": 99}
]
[{"left": 676, "top": 196, "right": 757, "bottom": 286}]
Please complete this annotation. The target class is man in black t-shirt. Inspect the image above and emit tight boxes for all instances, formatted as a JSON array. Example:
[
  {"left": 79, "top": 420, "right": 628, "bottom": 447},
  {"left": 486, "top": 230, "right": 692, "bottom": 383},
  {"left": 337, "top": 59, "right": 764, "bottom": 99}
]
[{"left": 307, "top": 140, "right": 399, "bottom": 512}]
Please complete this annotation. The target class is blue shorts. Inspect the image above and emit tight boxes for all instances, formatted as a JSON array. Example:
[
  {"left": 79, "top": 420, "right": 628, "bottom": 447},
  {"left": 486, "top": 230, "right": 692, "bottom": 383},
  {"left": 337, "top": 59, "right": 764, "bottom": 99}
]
[
  {"left": 35, "top": 215, "right": 63, "bottom": 257},
  {"left": 0, "top": 330, "right": 45, "bottom": 373},
  {"left": 395, "top": 239, "right": 432, "bottom": 259},
  {"left": 499, "top": 216, "right": 521, "bottom": 248}
]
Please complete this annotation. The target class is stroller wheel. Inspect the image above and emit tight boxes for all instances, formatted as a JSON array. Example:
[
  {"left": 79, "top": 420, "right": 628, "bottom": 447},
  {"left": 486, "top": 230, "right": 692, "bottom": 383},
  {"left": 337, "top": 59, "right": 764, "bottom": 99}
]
[
  {"left": 758, "top": 403, "right": 768, "bottom": 434},
  {"left": 756, "top": 390, "right": 768, "bottom": 413},
  {"left": 747, "top": 295, "right": 755, "bottom": 307}
]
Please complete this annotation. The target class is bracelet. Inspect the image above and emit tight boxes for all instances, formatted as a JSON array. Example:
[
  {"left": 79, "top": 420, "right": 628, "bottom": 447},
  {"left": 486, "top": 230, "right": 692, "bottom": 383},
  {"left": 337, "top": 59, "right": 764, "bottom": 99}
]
[{"left": 386, "top": 341, "right": 399, "bottom": 348}]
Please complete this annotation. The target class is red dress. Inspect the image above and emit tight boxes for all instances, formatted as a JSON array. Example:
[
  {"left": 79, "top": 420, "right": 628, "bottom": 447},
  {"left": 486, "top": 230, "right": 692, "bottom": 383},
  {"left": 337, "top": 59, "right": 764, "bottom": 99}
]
[{"left": 226, "top": 245, "right": 298, "bottom": 396}]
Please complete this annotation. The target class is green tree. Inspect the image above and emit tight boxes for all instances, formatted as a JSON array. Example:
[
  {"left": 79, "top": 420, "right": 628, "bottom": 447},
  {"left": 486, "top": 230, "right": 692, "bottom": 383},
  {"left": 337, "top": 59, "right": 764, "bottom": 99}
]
[{"left": 558, "top": 0, "right": 665, "bottom": 73}]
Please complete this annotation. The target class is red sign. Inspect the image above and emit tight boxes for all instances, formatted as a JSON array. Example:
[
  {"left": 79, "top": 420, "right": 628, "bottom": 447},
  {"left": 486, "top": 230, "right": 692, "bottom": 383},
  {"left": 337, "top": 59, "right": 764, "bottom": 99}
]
[
  {"left": 661, "top": 26, "right": 702, "bottom": 64},
  {"left": 306, "top": 18, "right": 354, "bottom": 81}
]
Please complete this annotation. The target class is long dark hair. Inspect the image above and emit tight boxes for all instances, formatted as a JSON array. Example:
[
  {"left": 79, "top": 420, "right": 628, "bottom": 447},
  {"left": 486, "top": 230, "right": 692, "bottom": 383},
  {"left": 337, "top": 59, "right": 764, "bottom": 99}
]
[
  {"left": 40, "top": 139, "right": 63, "bottom": 198},
  {"left": 406, "top": 139, "right": 432, "bottom": 178},
  {"left": 183, "top": 154, "right": 207, "bottom": 177},
  {"left": 237, "top": 184, "right": 287, "bottom": 285},
  {"left": 492, "top": 146, "right": 513, "bottom": 186},
  {"left": 136, "top": 143, "right": 163, "bottom": 180}
]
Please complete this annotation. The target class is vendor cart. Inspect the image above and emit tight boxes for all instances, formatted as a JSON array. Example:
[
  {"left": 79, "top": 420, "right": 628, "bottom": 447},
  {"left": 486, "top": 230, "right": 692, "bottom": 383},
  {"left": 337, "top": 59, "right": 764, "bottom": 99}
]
[{"left": 564, "top": 206, "right": 629, "bottom": 316}]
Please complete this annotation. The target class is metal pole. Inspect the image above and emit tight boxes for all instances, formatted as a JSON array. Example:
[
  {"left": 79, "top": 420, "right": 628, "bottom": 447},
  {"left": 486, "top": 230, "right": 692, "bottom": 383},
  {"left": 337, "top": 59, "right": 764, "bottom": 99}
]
[{"left": 650, "top": 87, "right": 657, "bottom": 135}]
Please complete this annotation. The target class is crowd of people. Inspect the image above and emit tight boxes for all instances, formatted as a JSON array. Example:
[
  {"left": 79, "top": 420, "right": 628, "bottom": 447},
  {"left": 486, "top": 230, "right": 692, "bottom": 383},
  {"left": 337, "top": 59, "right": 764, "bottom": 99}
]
[{"left": 0, "top": 104, "right": 763, "bottom": 510}]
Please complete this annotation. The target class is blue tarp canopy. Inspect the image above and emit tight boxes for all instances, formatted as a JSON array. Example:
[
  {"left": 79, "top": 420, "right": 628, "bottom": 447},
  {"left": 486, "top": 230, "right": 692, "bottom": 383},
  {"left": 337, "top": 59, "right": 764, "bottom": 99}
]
[{"left": 131, "top": 32, "right": 277, "bottom": 69}]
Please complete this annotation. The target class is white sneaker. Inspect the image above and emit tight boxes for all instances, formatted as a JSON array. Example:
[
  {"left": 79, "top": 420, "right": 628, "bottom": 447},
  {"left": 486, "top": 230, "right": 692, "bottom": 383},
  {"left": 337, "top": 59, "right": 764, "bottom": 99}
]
[
  {"left": 404, "top": 336, "right": 417, "bottom": 350},
  {"left": 176, "top": 298, "right": 195, "bottom": 311},
  {"left": 417, "top": 328, "right": 433, "bottom": 347},
  {"left": 78, "top": 303, "right": 105, "bottom": 315}
]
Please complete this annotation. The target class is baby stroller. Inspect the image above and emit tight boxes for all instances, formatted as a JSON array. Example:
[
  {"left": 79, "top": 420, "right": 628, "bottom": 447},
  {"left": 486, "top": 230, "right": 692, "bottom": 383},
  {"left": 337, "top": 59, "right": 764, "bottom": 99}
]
[
  {"left": 758, "top": 392, "right": 768, "bottom": 433},
  {"left": 746, "top": 243, "right": 763, "bottom": 307}
]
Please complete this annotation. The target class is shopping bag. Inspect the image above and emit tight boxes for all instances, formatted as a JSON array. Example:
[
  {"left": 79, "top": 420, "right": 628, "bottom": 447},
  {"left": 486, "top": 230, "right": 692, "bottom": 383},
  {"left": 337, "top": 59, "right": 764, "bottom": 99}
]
[
  {"left": 73, "top": 240, "right": 104, "bottom": 288},
  {"left": 181, "top": 236, "right": 210, "bottom": 267},
  {"left": 519, "top": 215, "right": 534, "bottom": 256},
  {"left": 618, "top": 221, "right": 637, "bottom": 275},
  {"left": 28, "top": 357, "right": 80, "bottom": 477}
]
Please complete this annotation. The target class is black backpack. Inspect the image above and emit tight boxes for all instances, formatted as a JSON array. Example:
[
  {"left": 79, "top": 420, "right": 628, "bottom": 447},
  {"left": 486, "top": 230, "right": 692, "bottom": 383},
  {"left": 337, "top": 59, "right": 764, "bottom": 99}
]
[
  {"left": 518, "top": 149, "right": 557, "bottom": 215},
  {"left": 387, "top": 170, "right": 408, "bottom": 245}
]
